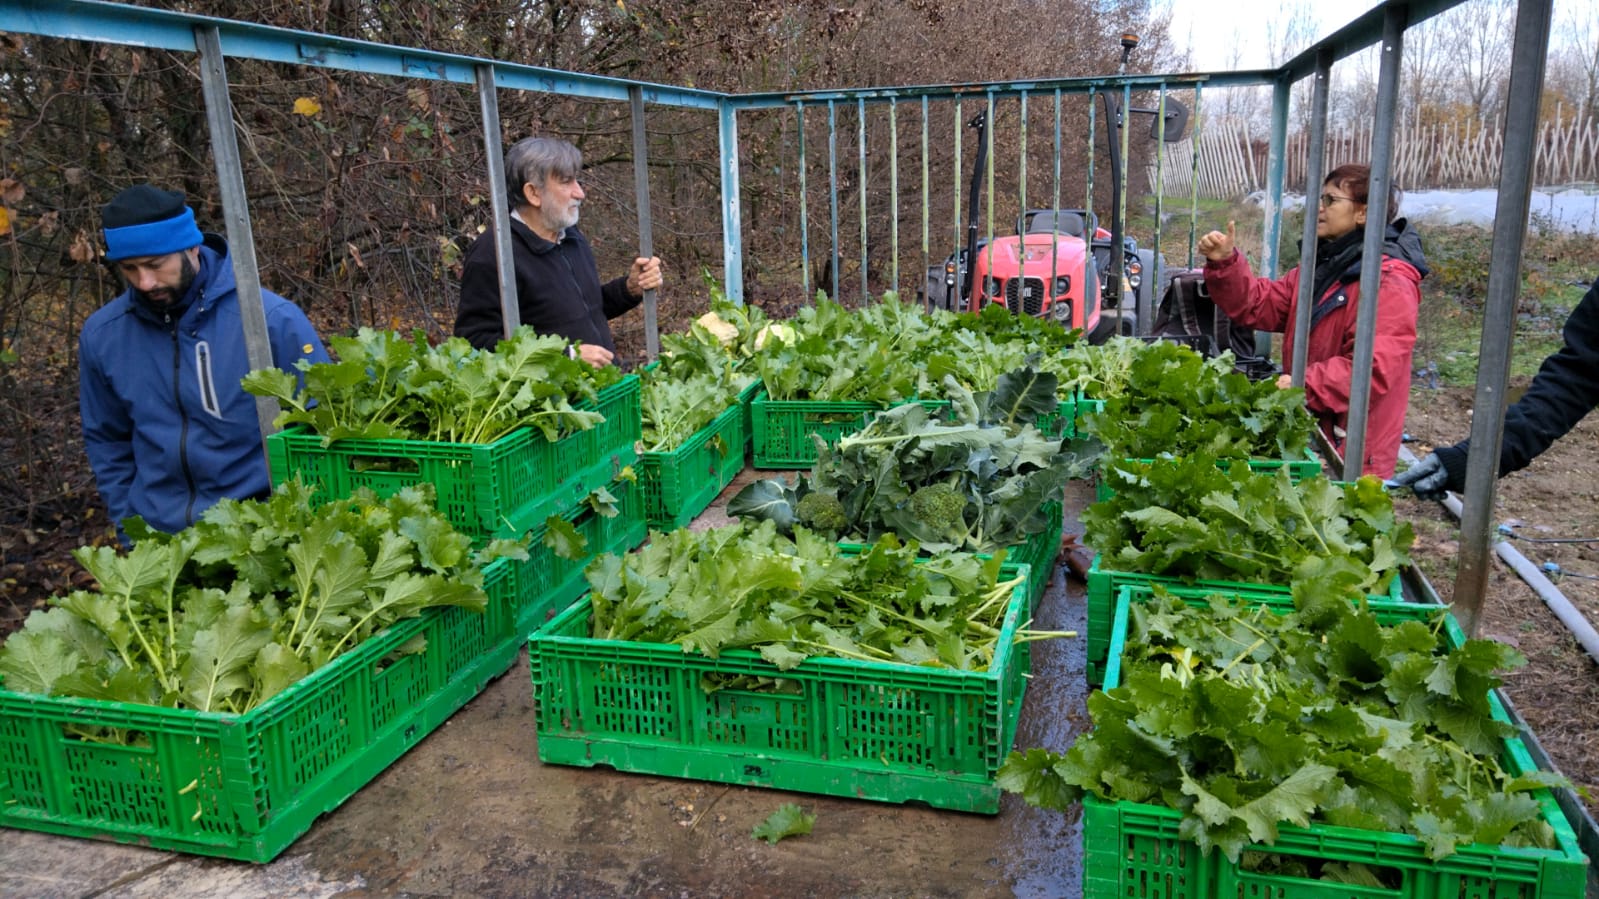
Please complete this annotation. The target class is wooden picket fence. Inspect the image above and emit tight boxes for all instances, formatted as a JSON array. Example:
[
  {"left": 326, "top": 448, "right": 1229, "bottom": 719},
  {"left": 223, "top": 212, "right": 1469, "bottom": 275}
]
[{"left": 1156, "top": 106, "right": 1599, "bottom": 198}]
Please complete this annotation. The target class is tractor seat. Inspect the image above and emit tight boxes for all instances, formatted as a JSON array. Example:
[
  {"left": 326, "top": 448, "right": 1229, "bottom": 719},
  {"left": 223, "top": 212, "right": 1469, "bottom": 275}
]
[{"left": 1026, "top": 210, "right": 1085, "bottom": 238}]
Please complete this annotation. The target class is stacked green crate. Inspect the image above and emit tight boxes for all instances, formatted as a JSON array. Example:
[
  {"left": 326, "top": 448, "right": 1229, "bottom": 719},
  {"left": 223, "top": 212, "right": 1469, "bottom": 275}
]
[
  {"left": 638, "top": 402, "right": 746, "bottom": 529},
  {"left": 1082, "top": 585, "right": 1589, "bottom": 898},
  {"left": 750, "top": 392, "right": 953, "bottom": 469},
  {"left": 267, "top": 374, "right": 640, "bottom": 543}
]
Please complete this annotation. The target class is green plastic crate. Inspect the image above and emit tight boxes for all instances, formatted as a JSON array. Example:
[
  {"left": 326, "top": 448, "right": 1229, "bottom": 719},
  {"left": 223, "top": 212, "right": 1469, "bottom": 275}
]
[
  {"left": 750, "top": 391, "right": 952, "bottom": 469},
  {"left": 638, "top": 402, "right": 746, "bottom": 530},
  {"left": 528, "top": 568, "right": 1033, "bottom": 813},
  {"left": 1033, "top": 398, "right": 1078, "bottom": 440},
  {"left": 1084, "top": 554, "right": 1405, "bottom": 686},
  {"left": 266, "top": 375, "right": 641, "bottom": 542},
  {"left": 736, "top": 376, "right": 762, "bottom": 461},
  {"left": 518, "top": 477, "right": 648, "bottom": 636},
  {"left": 0, "top": 557, "right": 524, "bottom": 862},
  {"left": 1083, "top": 585, "right": 1589, "bottom": 899}
]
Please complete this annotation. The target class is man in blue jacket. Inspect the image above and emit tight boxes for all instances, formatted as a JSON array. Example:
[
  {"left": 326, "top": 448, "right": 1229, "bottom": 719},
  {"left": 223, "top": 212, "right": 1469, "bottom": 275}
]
[
  {"left": 452, "top": 136, "right": 663, "bottom": 366},
  {"left": 79, "top": 184, "right": 330, "bottom": 536}
]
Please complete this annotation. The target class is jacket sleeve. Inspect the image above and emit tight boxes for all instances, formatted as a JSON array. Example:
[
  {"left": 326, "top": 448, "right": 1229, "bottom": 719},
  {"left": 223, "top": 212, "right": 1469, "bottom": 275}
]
[
  {"left": 1301, "top": 258, "right": 1420, "bottom": 420},
  {"left": 601, "top": 275, "right": 642, "bottom": 320},
  {"left": 1201, "top": 249, "right": 1296, "bottom": 333},
  {"left": 454, "top": 245, "right": 509, "bottom": 350},
  {"left": 1441, "top": 282, "right": 1599, "bottom": 488},
  {"left": 264, "top": 295, "right": 332, "bottom": 391},
  {"left": 78, "top": 330, "right": 136, "bottom": 528}
]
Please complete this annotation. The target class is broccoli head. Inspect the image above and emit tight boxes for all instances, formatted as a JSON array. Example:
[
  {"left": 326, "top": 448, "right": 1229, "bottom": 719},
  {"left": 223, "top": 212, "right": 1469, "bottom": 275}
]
[
  {"left": 907, "top": 482, "right": 969, "bottom": 535},
  {"left": 795, "top": 490, "right": 850, "bottom": 533}
]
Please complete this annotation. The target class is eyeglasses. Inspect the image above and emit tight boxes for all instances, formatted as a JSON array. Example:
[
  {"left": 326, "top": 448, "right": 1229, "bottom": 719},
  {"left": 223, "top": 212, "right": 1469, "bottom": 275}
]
[{"left": 1318, "top": 193, "right": 1356, "bottom": 209}]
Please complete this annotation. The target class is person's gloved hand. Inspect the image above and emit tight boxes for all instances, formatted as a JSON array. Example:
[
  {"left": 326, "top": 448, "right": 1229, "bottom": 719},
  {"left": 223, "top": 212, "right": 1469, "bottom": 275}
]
[{"left": 1386, "top": 453, "right": 1450, "bottom": 500}]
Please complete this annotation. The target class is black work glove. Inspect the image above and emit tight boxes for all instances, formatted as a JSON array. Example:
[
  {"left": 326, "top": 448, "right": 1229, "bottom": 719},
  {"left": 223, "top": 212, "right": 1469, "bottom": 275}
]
[{"left": 1386, "top": 453, "right": 1451, "bottom": 501}]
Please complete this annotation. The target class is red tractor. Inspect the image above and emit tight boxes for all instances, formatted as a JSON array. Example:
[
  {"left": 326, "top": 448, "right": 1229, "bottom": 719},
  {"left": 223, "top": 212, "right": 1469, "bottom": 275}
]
[{"left": 924, "top": 62, "right": 1187, "bottom": 342}]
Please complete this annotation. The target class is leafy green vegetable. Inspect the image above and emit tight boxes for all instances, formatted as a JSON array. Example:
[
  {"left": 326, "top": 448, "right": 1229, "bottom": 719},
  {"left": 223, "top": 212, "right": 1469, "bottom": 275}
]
[
  {"left": 753, "top": 803, "right": 816, "bottom": 844},
  {"left": 585, "top": 521, "right": 1035, "bottom": 672},
  {"left": 1084, "top": 457, "right": 1413, "bottom": 594},
  {"left": 0, "top": 482, "right": 524, "bottom": 718},
  {"left": 754, "top": 296, "right": 937, "bottom": 403},
  {"left": 639, "top": 365, "right": 743, "bottom": 453},
  {"left": 999, "top": 589, "right": 1567, "bottom": 862},
  {"left": 730, "top": 366, "right": 1071, "bottom": 554},
  {"left": 1076, "top": 340, "right": 1314, "bottom": 462},
  {"left": 243, "top": 327, "right": 620, "bottom": 445}
]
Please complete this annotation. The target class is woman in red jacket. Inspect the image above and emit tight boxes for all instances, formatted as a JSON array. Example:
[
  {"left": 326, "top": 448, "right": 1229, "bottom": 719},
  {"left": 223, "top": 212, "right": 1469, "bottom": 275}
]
[{"left": 1197, "top": 164, "right": 1429, "bottom": 477}]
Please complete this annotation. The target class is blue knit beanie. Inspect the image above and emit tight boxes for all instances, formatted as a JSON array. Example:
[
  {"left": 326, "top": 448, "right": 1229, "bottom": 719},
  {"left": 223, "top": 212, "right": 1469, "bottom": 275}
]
[{"left": 101, "top": 184, "right": 203, "bottom": 261}]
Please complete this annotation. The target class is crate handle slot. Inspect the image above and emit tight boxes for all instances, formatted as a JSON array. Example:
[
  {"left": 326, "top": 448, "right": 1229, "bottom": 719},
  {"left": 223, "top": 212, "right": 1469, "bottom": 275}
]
[{"left": 346, "top": 455, "right": 421, "bottom": 476}]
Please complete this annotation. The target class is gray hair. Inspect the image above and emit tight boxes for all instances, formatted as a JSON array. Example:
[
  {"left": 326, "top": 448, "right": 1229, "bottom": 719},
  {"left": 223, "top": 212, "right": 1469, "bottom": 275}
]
[{"left": 505, "top": 137, "right": 581, "bottom": 208}]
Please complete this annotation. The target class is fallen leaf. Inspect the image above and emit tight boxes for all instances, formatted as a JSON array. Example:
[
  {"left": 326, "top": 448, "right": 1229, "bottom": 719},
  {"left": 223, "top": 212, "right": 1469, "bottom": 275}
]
[
  {"left": 0, "top": 177, "right": 22, "bottom": 205},
  {"left": 0, "top": 206, "right": 10, "bottom": 236},
  {"left": 69, "top": 230, "right": 96, "bottom": 263}
]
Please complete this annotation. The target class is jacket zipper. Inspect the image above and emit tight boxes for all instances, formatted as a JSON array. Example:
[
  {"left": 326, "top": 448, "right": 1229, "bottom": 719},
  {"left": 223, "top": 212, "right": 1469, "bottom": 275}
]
[{"left": 167, "top": 309, "right": 198, "bottom": 527}]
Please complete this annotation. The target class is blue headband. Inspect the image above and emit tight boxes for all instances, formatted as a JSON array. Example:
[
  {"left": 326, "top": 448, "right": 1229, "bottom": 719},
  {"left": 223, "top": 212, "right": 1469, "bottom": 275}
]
[{"left": 103, "top": 206, "right": 203, "bottom": 261}]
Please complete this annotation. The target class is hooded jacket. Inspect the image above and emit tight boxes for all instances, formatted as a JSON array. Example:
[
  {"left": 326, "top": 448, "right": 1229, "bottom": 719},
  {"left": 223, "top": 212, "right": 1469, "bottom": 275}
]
[
  {"left": 1203, "top": 219, "right": 1429, "bottom": 478},
  {"left": 1433, "top": 280, "right": 1599, "bottom": 490},
  {"left": 79, "top": 234, "right": 330, "bottom": 534},
  {"left": 453, "top": 217, "right": 640, "bottom": 353}
]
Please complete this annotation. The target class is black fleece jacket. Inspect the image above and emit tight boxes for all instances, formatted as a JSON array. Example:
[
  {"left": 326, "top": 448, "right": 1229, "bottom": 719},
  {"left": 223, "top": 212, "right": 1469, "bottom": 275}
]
[
  {"left": 1434, "top": 279, "right": 1599, "bottom": 491},
  {"left": 453, "top": 218, "right": 639, "bottom": 353}
]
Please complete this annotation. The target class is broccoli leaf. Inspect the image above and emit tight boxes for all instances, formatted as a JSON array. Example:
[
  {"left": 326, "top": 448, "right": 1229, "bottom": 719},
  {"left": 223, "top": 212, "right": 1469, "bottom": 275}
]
[{"left": 752, "top": 803, "right": 816, "bottom": 844}]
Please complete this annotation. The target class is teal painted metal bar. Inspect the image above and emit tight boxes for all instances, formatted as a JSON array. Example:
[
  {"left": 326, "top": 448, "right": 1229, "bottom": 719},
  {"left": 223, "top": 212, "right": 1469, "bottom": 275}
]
[
  {"left": 1085, "top": 88, "right": 1096, "bottom": 220},
  {"left": 1291, "top": 52, "right": 1334, "bottom": 387},
  {"left": 1152, "top": 83, "right": 1167, "bottom": 290},
  {"left": 889, "top": 99, "right": 900, "bottom": 298},
  {"left": 1262, "top": 78, "right": 1290, "bottom": 279},
  {"left": 1018, "top": 90, "right": 1028, "bottom": 242},
  {"left": 1186, "top": 82, "right": 1203, "bottom": 269},
  {"left": 858, "top": 97, "right": 868, "bottom": 302},
  {"left": 0, "top": 0, "right": 725, "bottom": 109},
  {"left": 828, "top": 100, "right": 840, "bottom": 302},
  {"left": 953, "top": 98, "right": 963, "bottom": 266},
  {"left": 1050, "top": 89, "right": 1062, "bottom": 300},
  {"left": 983, "top": 93, "right": 995, "bottom": 274},
  {"left": 921, "top": 97, "right": 930, "bottom": 308},
  {"left": 797, "top": 103, "right": 811, "bottom": 301},
  {"left": 718, "top": 101, "right": 744, "bottom": 303}
]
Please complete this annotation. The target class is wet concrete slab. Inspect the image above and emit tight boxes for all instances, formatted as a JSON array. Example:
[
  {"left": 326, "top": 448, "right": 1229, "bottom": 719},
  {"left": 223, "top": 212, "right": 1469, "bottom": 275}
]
[{"left": 0, "top": 479, "right": 1097, "bottom": 899}]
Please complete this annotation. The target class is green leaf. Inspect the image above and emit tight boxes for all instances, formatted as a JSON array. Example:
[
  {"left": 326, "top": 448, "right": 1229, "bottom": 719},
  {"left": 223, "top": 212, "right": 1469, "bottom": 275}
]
[
  {"left": 542, "top": 515, "right": 588, "bottom": 561},
  {"left": 752, "top": 803, "right": 816, "bottom": 844},
  {"left": 727, "top": 477, "right": 799, "bottom": 531},
  {"left": 180, "top": 602, "right": 273, "bottom": 711},
  {"left": 0, "top": 630, "right": 84, "bottom": 695}
]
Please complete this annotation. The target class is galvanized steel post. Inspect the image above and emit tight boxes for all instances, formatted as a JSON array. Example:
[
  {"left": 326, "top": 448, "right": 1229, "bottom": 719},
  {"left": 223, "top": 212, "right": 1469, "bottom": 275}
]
[
  {"left": 475, "top": 64, "right": 519, "bottom": 341},
  {"left": 1341, "top": 4, "right": 1406, "bottom": 481},
  {"left": 1455, "top": 0, "right": 1555, "bottom": 637},
  {"left": 194, "top": 25, "right": 280, "bottom": 445},
  {"left": 1289, "top": 50, "right": 1333, "bottom": 386}
]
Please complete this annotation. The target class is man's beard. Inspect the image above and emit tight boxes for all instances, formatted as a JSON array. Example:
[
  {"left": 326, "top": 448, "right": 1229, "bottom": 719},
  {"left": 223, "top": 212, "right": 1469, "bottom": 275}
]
[
  {"left": 545, "top": 203, "right": 580, "bottom": 235},
  {"left": 135, "top": 255, "right": 198, "bottom": 308}
]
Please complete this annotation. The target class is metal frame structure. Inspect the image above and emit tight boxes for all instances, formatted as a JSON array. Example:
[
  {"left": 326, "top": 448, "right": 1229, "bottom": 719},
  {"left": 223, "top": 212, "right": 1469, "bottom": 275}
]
[{"left": 0, "top": 0, "right": 1555, "bottom": 641}]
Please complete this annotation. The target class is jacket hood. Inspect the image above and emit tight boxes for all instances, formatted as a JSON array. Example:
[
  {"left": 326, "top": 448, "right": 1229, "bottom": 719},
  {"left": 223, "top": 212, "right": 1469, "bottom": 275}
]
[{"left": 1380, "top": 217, "right": 1429, "bottom": 279}]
